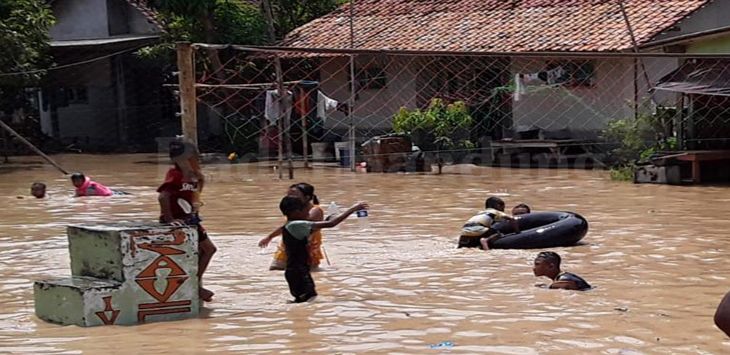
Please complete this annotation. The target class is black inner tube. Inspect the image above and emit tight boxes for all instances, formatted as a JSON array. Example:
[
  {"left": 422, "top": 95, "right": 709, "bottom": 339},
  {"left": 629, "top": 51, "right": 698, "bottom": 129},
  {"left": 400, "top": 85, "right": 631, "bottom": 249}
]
[{"left": 489, "top": 211, "right": 588, "bottom": 249}]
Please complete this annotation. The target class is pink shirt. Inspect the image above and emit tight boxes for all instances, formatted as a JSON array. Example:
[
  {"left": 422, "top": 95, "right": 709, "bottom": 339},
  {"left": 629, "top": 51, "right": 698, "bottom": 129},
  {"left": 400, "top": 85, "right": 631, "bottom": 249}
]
[{"left": 75, "top": 177, "right": 113, "bottom": 197}]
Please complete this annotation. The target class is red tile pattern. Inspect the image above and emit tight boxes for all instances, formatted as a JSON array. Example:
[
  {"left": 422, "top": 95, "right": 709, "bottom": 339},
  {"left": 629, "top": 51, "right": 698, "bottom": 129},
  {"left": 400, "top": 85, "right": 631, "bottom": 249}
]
[
  {"left": 125, "top": 0, "right": 164, "bottom": 31},
  {"left": 281, "top": 0, "right": 710, "bottom": 52}
]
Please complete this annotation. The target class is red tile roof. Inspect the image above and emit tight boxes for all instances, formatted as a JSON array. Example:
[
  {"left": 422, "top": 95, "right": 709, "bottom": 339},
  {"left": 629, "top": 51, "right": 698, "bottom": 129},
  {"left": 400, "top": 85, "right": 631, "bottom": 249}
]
[
  {"left": 124, "top": 0, "right": 164, "bottom": 32},
  {"left": 280, "top": 0, "right": 712, "bottom": 52}
]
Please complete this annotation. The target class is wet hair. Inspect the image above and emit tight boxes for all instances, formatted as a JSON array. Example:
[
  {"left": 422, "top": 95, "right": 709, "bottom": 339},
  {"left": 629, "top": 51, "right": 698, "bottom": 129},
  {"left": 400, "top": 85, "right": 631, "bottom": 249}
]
[
  {"left": 31, "top": 182, "right": 46, "bottom": 189},
  {"left": 169, "top": 139, "right": 199, "bottom": 160},
  {"left": 70, "top": 172, "right": 85, "bottom": 182},
  {"left": 536, "top": 251, "right": 561, "bottom": 267},
  {"left": 290, "top": 182, "right": 319, "bottom": 205},
  {"left": 485, "top": 196, "right": 505, "bottom": 210},
  {"left": 169, "top": 140, "right": 186, "bottom": 159},
  {"left": 279, "top": 196, "right": 308, "bottom": 217},
  {"left": 514, "top": 203, "right": 531, "bottom": 213}
]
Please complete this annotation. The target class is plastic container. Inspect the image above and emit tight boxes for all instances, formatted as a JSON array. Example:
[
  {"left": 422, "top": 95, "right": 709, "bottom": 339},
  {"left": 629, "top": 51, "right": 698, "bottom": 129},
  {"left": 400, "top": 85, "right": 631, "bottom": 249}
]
[
  {"left": 326, "top": 202, "right": 339, "bottom": 220},
  {"left": 356, "top": 209, "right": 369, "bottom": 229},
  {"left": 339, "top": 148, "right": 351, "bottom": 167}
]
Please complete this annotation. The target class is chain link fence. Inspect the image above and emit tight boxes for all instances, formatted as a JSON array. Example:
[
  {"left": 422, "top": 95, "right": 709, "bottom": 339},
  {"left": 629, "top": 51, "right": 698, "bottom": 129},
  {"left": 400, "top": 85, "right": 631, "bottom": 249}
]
[{"left": 182, "top": 44, "right": 730, "bottom": 173}]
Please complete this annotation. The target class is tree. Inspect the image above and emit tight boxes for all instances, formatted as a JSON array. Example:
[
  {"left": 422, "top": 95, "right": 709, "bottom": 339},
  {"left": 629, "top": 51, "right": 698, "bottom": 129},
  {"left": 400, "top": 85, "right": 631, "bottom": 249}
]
[
  {"left": 0, "top": 0, "right": 54, "bottom": 113},
  {"left": 139, "top": 0, "right": 267, "bottom": 60},
  {"left": 271, "top": 0, "right": 343, "bottom": 38},
  {"left": 143, "top": 0, "right": 343, "bottom": 50}
]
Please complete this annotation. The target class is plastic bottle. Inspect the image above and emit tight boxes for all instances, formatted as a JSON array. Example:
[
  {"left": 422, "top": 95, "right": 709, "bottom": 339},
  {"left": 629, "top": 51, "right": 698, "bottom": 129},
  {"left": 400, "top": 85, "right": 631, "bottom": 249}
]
[
  {"left": 356, "top": 209, "right": 369, "bottom": 229},
  {"left": 326, "top": 201, "right": 339, "bottom": 221}
]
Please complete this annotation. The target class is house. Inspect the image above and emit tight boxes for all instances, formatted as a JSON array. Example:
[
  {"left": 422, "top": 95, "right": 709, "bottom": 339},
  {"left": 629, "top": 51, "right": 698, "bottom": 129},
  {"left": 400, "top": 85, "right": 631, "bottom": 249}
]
[
  {"left": 40, "top": 0, "right": 177, "bottom": 152},
  {"left": 278, "top": 0, "right": 730, "bottom": 147}
]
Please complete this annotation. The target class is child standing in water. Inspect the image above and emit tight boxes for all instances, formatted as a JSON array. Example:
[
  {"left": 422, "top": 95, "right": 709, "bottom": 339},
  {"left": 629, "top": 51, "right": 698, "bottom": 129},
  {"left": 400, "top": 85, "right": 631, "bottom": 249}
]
[
  {"left": 259, "top": 183, "right": 325, "bottom": 270},
  {"left": 533, "top": 251, "right": 591, "bottom": 290},
  {"left": 271, "top": 196, "right": 367, "bottom": 303},
  {"left": 157, "top": 140, "right": 217, "bottom": 302}
]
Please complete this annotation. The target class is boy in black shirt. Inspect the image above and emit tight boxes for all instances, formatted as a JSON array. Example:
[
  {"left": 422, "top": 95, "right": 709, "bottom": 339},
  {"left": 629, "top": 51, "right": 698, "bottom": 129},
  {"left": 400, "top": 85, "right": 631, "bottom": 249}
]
[
  {"left": 274, "top": 196, "right": 368, "bottom": 303},
  {"left": 533, "top": 251, "right": 591, "bottom": 291}
]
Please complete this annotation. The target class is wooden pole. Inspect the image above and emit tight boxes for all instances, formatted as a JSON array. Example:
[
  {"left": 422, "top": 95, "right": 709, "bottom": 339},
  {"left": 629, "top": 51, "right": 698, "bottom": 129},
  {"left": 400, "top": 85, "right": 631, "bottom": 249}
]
[
  {"left": 687, "top": 94, "right": 695, "bottom": 150},
  {"left": 0, "top": 120, "right": 69, "bottom": 174},
  {"left": 348, "top": 0, "right": 357, "bottom": 172},
  {"left": 618, "top": 0, "right": 653, "bottom": 103},
  {"left": 176, "top": 42, "right": 198, "bottom": 147},
  {"left": 262, "top": 0, "right": 291, "bottom": 179},
  {"left": 677, "top": 94, "right": 685, "bottom": 150},
  {"left": 302, "top": 95, "right": 309, "bottom": 168}
]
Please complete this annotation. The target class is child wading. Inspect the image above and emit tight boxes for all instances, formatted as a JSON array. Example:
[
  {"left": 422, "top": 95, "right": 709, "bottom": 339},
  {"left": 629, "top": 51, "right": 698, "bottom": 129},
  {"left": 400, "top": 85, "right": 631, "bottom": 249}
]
[
  {"left": 272, "top": 196, "right": 368, "bottom": 303},
  {"left": 260, "top": 183, "right": 326, "bottom": 270}
]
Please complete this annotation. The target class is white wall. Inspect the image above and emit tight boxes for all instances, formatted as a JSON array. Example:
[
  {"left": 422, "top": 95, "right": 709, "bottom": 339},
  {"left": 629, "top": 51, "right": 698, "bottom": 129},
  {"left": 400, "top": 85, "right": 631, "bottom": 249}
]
[
  {"left": 127, "top": 3, "right": 159, "bottom": 35},
  {"left": 50, "top": 0, "right": 109, "bottom": 40},
  {"left": 511, "top": 57, "right": 636, "bottom": 132},
  {"left": 652, "top": 1, "right": 730, "bottom": 42},
  {"left": 318, "top": 56, "right": 418, "bottom": 133},
  {"left": 38, "top": 59, "right": 120, "bottom": 145},
  {"left": 50, "top": 0, "right": 159, "bottom": 40},
  {"left": 641, "top": 56, "right": 681, "bottom": 107}
]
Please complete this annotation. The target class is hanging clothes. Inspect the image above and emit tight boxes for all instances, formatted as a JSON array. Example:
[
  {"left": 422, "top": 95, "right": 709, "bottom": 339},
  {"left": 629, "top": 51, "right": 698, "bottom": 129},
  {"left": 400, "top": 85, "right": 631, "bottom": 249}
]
[
  {"left": 264, "top": 90, "right": 292, "bottom": 126},
  {"left": 317, "top": 91, "right": 339, "bottom": 123},
  {"left": 514, "top": 74, "right": 525, "bottom": 101}
]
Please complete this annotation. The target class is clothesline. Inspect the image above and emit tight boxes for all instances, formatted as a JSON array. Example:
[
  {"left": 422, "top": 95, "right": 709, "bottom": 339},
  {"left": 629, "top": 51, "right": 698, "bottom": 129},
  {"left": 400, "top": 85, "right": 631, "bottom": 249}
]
[{"left": 194, "top": 80, "right": 306, "bottom": 90}]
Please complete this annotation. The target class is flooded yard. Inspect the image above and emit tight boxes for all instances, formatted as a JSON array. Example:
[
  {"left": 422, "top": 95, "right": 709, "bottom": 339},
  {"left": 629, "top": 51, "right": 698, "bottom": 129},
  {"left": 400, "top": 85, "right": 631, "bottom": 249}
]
[{"left": 1, "top": 154, "right": 730, "bottom": 354}]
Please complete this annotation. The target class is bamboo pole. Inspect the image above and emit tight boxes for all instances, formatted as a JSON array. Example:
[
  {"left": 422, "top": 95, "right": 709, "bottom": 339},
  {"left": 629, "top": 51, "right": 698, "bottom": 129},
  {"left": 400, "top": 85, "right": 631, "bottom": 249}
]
[
  {"left": 262, "top": 0, "right": 291, "bottom": 179},
  {"left": 176, "top": 42, "right": 198, "bottom": 147},
  {"left": 348, "top": 0, "right": 357, "bottom": 172},
  {"left": 0, "top": 120, "right": 69, "bottom": 174},
  {"left": 302, "top": 95, "right": 309, "bottom": 168}
]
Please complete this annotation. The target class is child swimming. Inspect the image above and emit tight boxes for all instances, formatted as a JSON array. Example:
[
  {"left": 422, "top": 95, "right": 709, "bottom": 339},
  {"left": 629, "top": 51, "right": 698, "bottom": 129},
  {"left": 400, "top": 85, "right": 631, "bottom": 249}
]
[
  {"left": 30, "top": 182, "right": 46, "bottom": 198},
  {"left": 458, "top": 196, "right": 519, "bottom": 250},
  {"left": 71, "top": 173, "right": 125, "bottom": 197},
  {"left": 533, "top": 251, "right": 591, "bottom": 291}
]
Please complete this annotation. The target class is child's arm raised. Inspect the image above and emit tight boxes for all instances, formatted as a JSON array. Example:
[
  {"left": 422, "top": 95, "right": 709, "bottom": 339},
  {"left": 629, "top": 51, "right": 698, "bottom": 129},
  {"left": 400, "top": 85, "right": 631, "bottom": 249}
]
[
  {"left": 312, "top": 202, "right": 368, "bottom": 230},
  {"left": 258, "top": 227, "right": 282, "bottom": 248}
]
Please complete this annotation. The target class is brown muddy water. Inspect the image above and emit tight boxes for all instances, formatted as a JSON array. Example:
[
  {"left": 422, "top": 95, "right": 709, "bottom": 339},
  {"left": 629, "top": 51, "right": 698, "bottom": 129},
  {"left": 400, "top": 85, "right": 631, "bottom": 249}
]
[{"left": 1, "top": 154, "right": 730, "bottom": 354}]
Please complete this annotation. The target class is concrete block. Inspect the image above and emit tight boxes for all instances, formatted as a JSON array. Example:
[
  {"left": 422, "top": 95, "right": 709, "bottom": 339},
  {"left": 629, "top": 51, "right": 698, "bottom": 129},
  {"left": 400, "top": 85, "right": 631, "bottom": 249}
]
[
  {"left": 634, "top": 164, "right": 681, "bottom": 185},
  {"left": 34, "top": 277, "right": 122, "bottom": 327},
  {"left": 34, "top": 223, "right": 200, "bottom": 326}
]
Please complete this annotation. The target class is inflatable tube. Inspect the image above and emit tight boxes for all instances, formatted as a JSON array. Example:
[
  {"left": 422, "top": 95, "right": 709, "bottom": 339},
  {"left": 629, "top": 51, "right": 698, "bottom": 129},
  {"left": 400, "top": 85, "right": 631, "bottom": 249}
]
[{"left": 489, "top": 211, "right": 588, "bottom": 249}]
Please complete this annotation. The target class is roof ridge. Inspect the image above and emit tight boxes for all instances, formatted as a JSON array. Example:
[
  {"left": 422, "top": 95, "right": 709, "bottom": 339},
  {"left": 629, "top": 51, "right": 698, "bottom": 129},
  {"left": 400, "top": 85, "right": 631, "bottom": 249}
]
[
  {"left": 639, "top": 0, "right": 714, "bottom": 46},
  {"left": 281, "top": 0, "right": 716, "bottom": 53},
  {"left": 123, "top": 0, "right": 164, "bottom": 32}
]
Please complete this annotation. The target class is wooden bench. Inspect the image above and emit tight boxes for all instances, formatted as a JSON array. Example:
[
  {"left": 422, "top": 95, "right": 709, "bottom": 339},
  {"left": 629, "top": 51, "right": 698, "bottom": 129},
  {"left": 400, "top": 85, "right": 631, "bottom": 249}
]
[
  {"left": 652, "top": 150, "right": 730, "bottom": 183},
  {"left": 490, "top": 139, "right": 597, "bottom": 166}
]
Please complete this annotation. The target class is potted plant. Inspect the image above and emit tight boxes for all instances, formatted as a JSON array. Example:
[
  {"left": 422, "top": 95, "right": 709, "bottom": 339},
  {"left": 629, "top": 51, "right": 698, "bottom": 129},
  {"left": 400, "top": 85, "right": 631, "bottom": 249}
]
[{"left": 392, "top": 98, "right": 474, "bottom": 173}]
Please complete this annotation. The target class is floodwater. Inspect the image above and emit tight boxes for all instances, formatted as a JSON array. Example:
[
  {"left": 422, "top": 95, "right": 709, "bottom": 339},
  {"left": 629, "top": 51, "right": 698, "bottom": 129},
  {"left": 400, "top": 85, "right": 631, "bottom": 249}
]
[{"left": 1, "top": 154, "right": 730, "bottom": 354}]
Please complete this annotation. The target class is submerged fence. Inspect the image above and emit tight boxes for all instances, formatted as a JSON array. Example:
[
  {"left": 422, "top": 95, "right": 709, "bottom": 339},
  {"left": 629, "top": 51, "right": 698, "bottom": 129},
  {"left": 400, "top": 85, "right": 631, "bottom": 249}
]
[
  {"left": 177, "top": 43, "right": 730, "bottom": 175},
  {"left": 3, "top": 44, "right": 729, "bottom": 177}
]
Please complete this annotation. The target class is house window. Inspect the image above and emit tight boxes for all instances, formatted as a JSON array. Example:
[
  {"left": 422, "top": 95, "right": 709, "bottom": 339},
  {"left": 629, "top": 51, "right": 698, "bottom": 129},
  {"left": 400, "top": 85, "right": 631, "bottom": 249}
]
[
  {"left": 356, "top": 66, "right": 387, "bottom": 90},
  {"left": 65, "top": 87, "right": 89, "bottom": 104},
  {"left": 543, "top": 60, "right": 595, "bottom": 87}
]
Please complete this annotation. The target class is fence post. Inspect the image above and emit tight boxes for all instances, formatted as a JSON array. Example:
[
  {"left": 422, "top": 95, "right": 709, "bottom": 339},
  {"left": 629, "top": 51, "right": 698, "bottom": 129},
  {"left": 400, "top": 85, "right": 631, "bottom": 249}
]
[
  {"left": 348, "top": 0, "right": 357, "bottom": 172},
  {"left": 176, "top": 42, "right": 197, "bottom": 147}
]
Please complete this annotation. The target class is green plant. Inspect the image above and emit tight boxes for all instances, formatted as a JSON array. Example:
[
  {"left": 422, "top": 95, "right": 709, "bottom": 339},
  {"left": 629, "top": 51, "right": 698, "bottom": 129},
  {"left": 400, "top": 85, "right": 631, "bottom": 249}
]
[
  {"left": 609, "top": 165, "right": 634, "bottom": 181},
  {"left": 603, "top": 112, "right": 677, "bottom": 181},
  {"left": 392, "top": 98, "right": 473, "bottom": 150}
]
